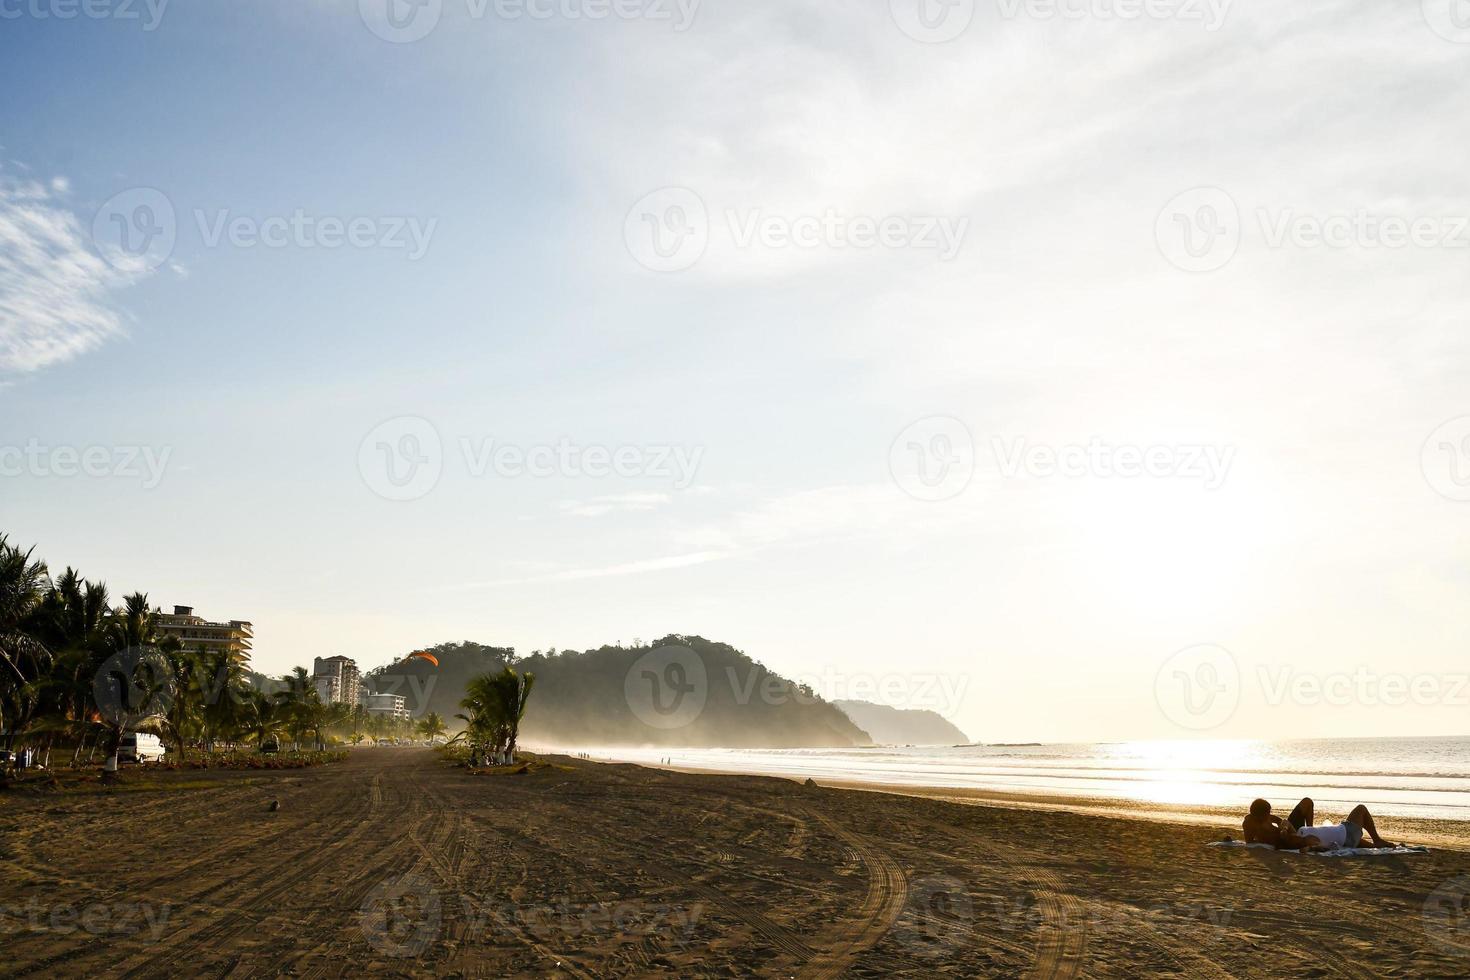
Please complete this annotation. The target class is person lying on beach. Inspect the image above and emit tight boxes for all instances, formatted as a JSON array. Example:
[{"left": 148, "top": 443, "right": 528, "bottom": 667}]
[{"left": 1243, "top": 797, "right": 1398, "bottom": 851}]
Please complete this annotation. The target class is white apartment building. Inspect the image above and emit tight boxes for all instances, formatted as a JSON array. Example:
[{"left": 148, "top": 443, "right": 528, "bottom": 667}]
[
  {"left": 312, "top": 655, "right": 361, "bottom": 707},
  {"left": 363, "top": 692, "right": 408, "bottom": 721}
]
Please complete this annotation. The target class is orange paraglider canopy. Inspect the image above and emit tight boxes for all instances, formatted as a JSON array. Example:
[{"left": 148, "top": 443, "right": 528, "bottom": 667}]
[{"left": 407, "top": 650, "right": 439, "bottom": 667}]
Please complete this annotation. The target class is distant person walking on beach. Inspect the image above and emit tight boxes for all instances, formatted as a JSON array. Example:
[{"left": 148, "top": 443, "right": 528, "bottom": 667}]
[{"left": 1243, "top": 797, "right": 1398, "bottom": 851}]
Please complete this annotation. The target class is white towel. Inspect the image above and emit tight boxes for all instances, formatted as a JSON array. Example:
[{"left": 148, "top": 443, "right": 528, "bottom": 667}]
[{"left": 1208, "top": 840, "right": 1429, "bottom": 857}]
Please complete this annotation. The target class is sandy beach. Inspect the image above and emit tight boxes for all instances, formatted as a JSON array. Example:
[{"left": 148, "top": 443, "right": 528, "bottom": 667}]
[
  {"left": 636, "top": 758, "right": 1470, "bottom": 852},
  {"left": 2, "top": 748, "right": 1468, "bottom": 978}
]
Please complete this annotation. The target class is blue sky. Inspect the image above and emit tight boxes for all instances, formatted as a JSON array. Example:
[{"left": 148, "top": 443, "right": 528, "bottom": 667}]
[{"left": 3, "top": 0, "right": 1470, "bottom": 742}]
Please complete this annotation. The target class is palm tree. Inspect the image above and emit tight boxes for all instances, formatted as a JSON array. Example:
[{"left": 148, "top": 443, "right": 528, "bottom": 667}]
[
  {"left": 416, "top": 711, "right": 448, "bottom": 744},
  {"left": 241, "top": 688, "right": 286, "bottom": 749},
  {"left": 456, "top": 667, "right": 536, "bottom": 765},
  {"left": 455, "top": 672, "right": 500, "bottom": 766},
  {"left": 0, "top": 535, "right": 51, "bottom": 754},
  {"left": 31, "top": 569, "right": 114, "bottom": 766},
  {"left": 159, "top": 644, "right": 213, "bottom": 763},
  {"left": 278, "top": 666, "right": 323, "bottom": 751},
  {"left": 199, "top": 648, "right": 248, "bottom": 753},
  {"left": 492, "top": 667, "right": 535, "bottom": 764},
  {"left": 94, "top": 593, "right": 175, "bottom": 777}
]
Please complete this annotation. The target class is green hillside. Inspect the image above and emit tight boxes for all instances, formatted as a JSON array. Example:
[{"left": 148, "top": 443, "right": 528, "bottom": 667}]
[{"left": 363, "top": 635, "right": 870, "bottom": 749}]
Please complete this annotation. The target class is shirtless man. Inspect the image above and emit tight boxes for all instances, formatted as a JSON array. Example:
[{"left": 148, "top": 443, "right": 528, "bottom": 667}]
[{"left": 1242, "top": 797, "right": 1398, "bottom": 851}]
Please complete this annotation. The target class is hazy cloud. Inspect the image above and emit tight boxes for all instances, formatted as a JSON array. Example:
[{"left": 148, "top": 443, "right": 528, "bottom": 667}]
[
  {"left": 0, "top": 171, "right": 145, "bottom": 374},
  {"left": 440, "top": 550, "right": 732, "bottom": 589},
  {"left": 560, "top": 492, "right": 673, "bottom": 518}
]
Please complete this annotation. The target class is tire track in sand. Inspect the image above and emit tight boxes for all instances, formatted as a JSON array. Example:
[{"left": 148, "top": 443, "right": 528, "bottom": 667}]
[{"left": 797, "top": 808, "right": 909, "bottom": 980}]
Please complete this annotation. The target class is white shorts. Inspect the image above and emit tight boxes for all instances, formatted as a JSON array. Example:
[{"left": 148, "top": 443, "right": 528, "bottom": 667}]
[{"left": 1298, "top": 821, "right": 1363, "bottom": 849}]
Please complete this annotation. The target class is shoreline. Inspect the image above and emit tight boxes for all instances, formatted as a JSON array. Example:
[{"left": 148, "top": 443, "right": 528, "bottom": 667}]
[{"left": 597, "top": 755, "right": 1470, "bottom": 852}]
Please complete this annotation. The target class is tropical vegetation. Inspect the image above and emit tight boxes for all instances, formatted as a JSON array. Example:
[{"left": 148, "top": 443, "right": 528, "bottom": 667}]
[
  {"left": 452, "top": 666, "right": 536, "bottom": 767},
  {"left": 0, "top": 534, "right": 413, "bottom": 779}
]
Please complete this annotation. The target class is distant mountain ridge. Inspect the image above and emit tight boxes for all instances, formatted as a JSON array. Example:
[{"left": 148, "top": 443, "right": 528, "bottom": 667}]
[
  {"left": 364, "top": 635, "right": 872, "bottom": 749},
  {"left": 832, "top": 700, "right": 969, "bottom": 746}
]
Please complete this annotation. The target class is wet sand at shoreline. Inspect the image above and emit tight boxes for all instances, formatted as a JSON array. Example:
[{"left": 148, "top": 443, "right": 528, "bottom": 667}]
[{"left": 2, "top": 748, "right": 1468, "bottom": 977}]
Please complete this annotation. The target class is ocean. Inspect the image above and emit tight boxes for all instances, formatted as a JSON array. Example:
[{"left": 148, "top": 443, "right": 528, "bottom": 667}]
[{"left": 590, "top": 736, "right": 1470, "bottom": 822}]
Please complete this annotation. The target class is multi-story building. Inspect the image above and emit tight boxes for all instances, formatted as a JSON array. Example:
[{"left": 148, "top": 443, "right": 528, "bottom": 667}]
[
  {"left": 312, "top": 655, "right": 361, "bottom": 707},
  {"left": 363, "top": 693, "right": 408, "bottom": 721},
  {"left": 152, "top": 605, "right": 254, "bottom": 665}
]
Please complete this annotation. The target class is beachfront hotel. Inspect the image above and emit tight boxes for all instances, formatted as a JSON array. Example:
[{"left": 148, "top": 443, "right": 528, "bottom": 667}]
[
  {"left": 312, "top": 655, "right": 361, "bottom": 707},
  {"left": 363, "top": 693, "right": 409, "bottom": 721},
  {"left": 152, "top": 605, "right": 254, "bottom": 666}
]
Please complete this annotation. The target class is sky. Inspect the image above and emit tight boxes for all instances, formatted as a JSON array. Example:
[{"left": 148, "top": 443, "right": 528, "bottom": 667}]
[{"left": 2, "top": 0, "right": 1469, "bottom": 744}]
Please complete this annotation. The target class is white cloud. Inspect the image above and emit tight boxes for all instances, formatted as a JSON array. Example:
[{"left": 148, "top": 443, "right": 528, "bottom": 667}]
[
  {"left": 560, "top": 492, "right": 673, "bottom": 517},
  {"left": 650, "top": 480, "right": 1004, "bottom": 574},
  {"left": 0, "top": 171, "right": 146, "bottom": 374},
  {"left": 441, "top": 550, "right": 731, "bottom": 589}
]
